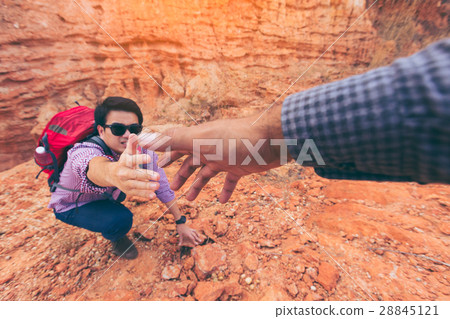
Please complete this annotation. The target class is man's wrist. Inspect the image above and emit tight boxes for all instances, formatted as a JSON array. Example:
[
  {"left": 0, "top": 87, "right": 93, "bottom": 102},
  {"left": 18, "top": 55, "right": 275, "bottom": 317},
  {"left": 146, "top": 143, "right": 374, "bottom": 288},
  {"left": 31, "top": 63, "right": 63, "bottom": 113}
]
[
  {"left": 250, "top": 103, "right": 284, "bottom": 160},
  {"left": 175, "top": 215, "right": 187, "bottom": 225},
  {"left": 263, "top": 103, "right": 283, "bottom": 140},
  {"left": 88, "top": 157, "right": 117, "bottom": 187},
  {"left": 107, "top": 161, "right": 119, "bottom": 186}
]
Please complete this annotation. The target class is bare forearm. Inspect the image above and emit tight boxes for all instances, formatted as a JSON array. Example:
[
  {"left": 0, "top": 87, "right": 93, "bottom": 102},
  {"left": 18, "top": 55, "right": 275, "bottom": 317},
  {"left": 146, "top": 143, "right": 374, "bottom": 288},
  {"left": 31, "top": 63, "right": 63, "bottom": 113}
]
[
  {"left": 253, "top": 102, "right": 284, "bottom": 140},
  {"left": 165, "top": 198, "right": 182, "bottom": 221},
  {"left": 87, "top": 156, "right": 118, "bottom": 187}
]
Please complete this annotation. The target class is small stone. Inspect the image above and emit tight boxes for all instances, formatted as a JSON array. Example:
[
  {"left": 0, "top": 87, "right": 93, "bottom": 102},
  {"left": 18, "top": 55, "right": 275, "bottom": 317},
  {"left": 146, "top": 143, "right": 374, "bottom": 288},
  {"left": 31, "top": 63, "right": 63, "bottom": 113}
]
[
  {"left": 174, "top": 282, "right": 189, "bottom": 296},
  {"left": 165, "top": 224, "right": 176, "bottom": 231},
  {"left": 214, "top": 219, "right": 228, "bottom": 236},
  {"left": 258, "top": 239, "right": 281, "bottom": 248},
  {"left": 249, "top": 284, "right": 255, "bottom": 290},
  {"left": 162, "top": 264, "right": 182, "bottom": 280},
  {"left": 80, "top": 268, "right": 90, "bottom": 280},
  {"left": 183, "top": 257, "right": 195, "bottom": 270},
  {"left": 194, "top": 282, "right": 225, "bottom": 301},
  {"left": 243, "top": 254, "right": 259, "bottom": 271},
  {"left": 260, "top": 285, "right": 291, "bottom": 301},
  {"left": 245, "top": 277, "right": 252, "bottom": 285},
  {"left": 312, "top": 293, "right": 324, "bottom": 301},
  {"left": 310, "top": 285, "right": 316, "bottom": 291},
  {"left": 52, "top": 286, "right": 70, "bottom": 296},
  {"left": 286, "top": 282, "right": 298, "bottom": 297},
  {"left": 438, "top": 223, "right": 450, "bottom": 235},
  {"left": 193, "top": 244, "right": 227, "bottom": 280},
  {"left": 5, "top": 256, "right": 11, "bottom": 260},
  {"left": 187, "top": 278, "right": 197, "bottom": 294},
  {"left": 295, "top": 265, "right": 306, "bottom": 274},
  {"left": 225, "top": 211, "right": 235, "bottom": 218},
  {"left": 306, "top": 267, "right": 318, "bottom": 280},
  {"left": 223, "top": 282, "right": 243, "bottom": 300},
  {"left": 134, "top": 226, "right": 155, "bottom": 241},
  {"left": 55, "top": 263, "right": 68, "bottom": 273},
  {"left": 316, "top": 262, "right": 340, "bottom": 292},
  {"left": 143, "top": 287, "right": 153, "bottom": 296},
  {"left": 190, "top": 210, "right": 198, "bottom": 219}
]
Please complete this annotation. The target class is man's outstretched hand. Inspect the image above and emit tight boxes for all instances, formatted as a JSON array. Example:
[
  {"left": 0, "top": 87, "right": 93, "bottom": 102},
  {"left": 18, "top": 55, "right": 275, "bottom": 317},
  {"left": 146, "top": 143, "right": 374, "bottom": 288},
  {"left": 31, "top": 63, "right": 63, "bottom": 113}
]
[
  {"left": 89, "top": 134, "right": 161, "bottom": 199},
  {"left": 138, "top": 104, "right": 286, "bottom": 203}
]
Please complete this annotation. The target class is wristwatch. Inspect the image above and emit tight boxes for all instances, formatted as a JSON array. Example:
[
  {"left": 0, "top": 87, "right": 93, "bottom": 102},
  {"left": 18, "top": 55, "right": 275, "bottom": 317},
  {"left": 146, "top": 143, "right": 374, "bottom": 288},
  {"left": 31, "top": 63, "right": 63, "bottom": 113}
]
[{"left": 175, "top": 215, "right": 187, "bottom": 225}]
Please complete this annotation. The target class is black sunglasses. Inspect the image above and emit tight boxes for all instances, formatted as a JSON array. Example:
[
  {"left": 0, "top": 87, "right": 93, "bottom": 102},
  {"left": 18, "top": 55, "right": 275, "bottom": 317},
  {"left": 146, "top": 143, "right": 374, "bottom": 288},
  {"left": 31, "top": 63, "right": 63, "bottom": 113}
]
[{"left": 104, "top": 123, "right": 143, "bottom": 136}]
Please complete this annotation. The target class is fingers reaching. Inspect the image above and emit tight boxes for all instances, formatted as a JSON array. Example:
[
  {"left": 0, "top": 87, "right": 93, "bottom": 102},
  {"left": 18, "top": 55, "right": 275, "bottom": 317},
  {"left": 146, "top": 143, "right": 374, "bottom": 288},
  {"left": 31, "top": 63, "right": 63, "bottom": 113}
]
[
  {"left": 137, "top": 125, "right": 248, "bottom": 204},
  {"left": 186, "top": 166, "right": 219, "bottom": 201},
  {"left": 219, "top": 172, "right": 241, "bottom": 203},
  {"left": 171, "top": 155, "right": 201, "bottom": 191}
]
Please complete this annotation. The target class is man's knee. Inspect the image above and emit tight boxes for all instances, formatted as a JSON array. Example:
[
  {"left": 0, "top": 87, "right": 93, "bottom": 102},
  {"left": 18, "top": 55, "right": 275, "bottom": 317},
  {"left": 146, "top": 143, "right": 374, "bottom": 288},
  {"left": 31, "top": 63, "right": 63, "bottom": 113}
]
[{"left": 105, "top": 208, "right": 133, "bottom": 237}]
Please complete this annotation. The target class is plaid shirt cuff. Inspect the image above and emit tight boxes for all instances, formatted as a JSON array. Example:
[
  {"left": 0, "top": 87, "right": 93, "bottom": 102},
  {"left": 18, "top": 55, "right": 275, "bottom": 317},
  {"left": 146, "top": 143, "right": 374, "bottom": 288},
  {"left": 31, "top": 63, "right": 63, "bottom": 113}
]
[{"left": 282, "top": 38, "right": 450, "bottom": 183}]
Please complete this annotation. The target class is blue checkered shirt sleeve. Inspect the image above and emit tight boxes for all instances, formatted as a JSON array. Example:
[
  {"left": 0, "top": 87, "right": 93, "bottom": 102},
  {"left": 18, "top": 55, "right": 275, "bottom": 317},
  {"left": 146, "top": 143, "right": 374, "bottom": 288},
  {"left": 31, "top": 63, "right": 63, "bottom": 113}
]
[{"left": 282, "top": 38, "right": 450, "bottom": 184}]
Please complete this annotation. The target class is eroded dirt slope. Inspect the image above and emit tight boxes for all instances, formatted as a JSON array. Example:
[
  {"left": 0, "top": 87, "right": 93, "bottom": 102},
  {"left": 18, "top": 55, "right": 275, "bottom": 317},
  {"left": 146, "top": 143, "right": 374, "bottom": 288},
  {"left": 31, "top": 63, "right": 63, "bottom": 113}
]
[{"left": 0, "top": 160, "right": 448, "bottom": 301}]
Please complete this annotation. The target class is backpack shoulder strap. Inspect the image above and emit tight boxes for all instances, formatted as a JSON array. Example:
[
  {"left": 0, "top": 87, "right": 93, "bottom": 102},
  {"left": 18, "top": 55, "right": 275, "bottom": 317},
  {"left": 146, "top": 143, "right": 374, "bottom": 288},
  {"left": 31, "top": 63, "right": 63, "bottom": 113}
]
[
  {"left": 50, "top": 137, "right": 112, "bottom": 193},
  {"left": 85, "top": 136, "right": 113, "bottom": 157},
  {"left": 85, "top": 136, "right": 127, "bottom": 202}
]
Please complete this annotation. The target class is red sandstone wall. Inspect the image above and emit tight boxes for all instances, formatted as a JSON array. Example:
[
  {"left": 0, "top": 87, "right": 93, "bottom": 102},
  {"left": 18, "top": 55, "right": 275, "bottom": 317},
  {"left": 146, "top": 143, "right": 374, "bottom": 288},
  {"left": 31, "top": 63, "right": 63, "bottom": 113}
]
[{"left": 0, "top": 0, "right": 448, "bottom": 171}]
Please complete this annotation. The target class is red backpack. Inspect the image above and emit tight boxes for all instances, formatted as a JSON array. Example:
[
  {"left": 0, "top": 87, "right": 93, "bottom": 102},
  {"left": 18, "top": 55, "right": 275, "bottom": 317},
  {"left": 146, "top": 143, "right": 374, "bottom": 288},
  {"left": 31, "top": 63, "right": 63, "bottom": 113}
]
[{"left": 35, "top": 103, "right": 112, "bottom": 192}]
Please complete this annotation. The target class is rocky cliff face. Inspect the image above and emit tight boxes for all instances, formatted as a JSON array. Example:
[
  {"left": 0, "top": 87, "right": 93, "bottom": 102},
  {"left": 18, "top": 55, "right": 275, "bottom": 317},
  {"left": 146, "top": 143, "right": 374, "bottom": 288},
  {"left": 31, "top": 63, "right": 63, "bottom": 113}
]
[
  {"left": 0, "top": 0, "right": 449, "bottom": 301},
  {"left": 1, "top": 0, "right": 448, "bottom": 171}
]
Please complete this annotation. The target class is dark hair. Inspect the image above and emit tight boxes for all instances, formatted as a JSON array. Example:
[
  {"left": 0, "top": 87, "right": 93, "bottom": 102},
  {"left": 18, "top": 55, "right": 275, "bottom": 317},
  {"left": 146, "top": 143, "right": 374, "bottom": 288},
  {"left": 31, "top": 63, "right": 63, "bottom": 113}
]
[{"left": 93, "top": 97, "right": 143, "bottom": 135}]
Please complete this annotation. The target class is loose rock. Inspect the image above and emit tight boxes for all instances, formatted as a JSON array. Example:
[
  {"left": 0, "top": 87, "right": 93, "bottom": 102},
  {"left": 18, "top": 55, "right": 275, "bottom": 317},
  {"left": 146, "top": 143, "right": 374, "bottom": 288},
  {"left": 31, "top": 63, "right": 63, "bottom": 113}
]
[
  {"left": 193, "top": 244, "right": 227, "bottom": 280},
  {"left": 316, "top": 263, "right": 340, "bottom": 292},
  {"left": 162, "top": 264, "right": 182, "bottom": 280}
]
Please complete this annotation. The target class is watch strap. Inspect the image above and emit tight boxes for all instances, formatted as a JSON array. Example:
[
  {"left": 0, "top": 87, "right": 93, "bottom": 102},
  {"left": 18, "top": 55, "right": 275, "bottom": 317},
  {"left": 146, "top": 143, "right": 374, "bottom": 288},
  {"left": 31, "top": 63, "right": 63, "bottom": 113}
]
[{"left": 175, "top": 215, "right": 187, "bottom": 225}]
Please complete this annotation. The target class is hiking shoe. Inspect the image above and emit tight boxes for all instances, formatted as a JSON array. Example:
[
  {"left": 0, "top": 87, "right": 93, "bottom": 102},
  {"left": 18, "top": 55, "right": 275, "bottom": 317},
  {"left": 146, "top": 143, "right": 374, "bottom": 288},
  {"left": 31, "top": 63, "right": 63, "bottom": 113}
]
[{"left": 111, "top": 236, "right": 138, "bottom": 260}]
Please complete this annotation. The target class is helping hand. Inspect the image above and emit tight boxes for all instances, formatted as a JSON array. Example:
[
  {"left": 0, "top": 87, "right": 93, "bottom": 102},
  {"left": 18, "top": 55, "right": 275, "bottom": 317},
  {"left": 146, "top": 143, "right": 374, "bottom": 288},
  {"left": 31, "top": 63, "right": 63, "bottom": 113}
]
[
  {"left": 138, "top": 105, "right": 285, "bottom": 203},
  {"left": 111, "top": 134, "right": 160, "bottom": 199}
]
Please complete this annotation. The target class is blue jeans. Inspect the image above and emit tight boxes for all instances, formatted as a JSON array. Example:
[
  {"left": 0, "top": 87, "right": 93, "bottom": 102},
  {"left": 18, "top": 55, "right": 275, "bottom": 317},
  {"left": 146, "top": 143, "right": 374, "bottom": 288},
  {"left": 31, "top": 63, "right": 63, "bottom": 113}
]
[{"left": 54, "top": 200, "right": 133, "bottom": 242}]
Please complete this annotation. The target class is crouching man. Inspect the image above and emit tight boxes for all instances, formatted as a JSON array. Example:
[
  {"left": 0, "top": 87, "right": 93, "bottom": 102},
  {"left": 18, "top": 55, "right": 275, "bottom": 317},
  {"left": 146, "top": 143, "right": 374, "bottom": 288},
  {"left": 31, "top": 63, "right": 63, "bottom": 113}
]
[{"left": 49, "top": 96, "right": 202, "bottom": 259}]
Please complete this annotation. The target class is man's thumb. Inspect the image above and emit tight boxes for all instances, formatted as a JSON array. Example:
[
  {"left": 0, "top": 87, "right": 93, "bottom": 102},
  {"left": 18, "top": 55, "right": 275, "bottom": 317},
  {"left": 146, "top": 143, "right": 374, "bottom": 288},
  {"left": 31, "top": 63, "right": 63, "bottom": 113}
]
[{"left": 125, "top": 134, "right": 138, "bottom": 155}]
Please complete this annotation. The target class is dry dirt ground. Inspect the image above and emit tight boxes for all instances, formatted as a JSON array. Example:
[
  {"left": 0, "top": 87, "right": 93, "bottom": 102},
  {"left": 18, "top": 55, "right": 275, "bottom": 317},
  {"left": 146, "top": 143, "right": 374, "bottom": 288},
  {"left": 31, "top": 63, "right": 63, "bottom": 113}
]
[{"left": 0, "top": 159, "right": 449, "bottom": 301}]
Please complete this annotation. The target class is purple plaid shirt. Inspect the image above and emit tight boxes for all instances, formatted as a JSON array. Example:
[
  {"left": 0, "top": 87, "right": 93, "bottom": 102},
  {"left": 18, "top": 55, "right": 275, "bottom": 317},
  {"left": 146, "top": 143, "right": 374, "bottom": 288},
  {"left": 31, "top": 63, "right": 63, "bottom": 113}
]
[{"left": 49, "top": 141, "right": 175, "bottom": 213}]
